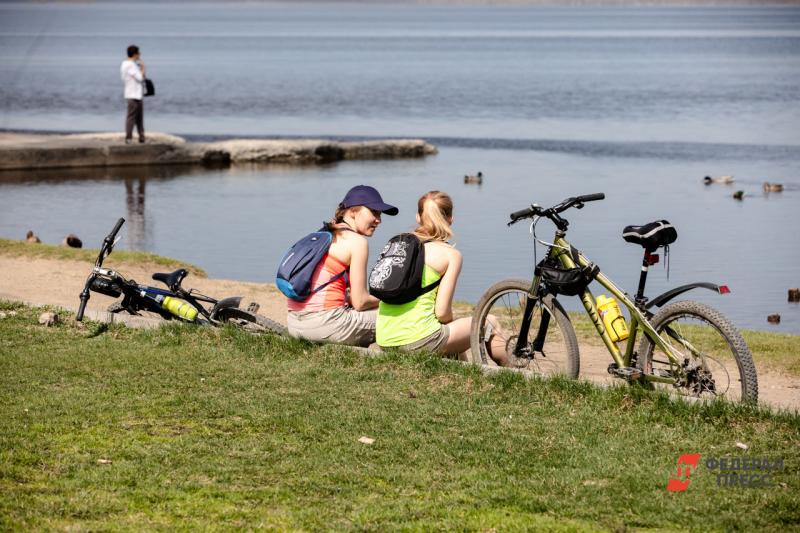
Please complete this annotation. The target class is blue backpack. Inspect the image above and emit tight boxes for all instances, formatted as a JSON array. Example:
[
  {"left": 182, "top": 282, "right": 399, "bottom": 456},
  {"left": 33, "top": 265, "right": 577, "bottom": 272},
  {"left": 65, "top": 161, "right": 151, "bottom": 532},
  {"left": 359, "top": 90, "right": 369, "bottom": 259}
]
[{"left": 276, "top": 225, "right": 349, "bottom": 301}]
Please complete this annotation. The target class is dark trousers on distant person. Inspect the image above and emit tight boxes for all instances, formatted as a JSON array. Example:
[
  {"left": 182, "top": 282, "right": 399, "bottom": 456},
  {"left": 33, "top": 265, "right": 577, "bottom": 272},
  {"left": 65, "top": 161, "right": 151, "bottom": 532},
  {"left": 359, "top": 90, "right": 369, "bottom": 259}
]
[{"left": 125, "top": 99, "right": 145, "bottom": 143}]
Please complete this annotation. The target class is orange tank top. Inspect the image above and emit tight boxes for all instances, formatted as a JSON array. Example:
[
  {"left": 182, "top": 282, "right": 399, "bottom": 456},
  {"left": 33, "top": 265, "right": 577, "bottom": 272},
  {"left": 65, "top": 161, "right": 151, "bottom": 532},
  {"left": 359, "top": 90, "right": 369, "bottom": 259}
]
[{"left": 287, "top": 253, "right": 349, "bottom": 312}]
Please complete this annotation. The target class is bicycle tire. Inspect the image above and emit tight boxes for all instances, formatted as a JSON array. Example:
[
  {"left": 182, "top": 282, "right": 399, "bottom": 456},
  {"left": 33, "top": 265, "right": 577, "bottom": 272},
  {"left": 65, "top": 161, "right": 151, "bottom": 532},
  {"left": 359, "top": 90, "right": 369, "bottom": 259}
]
[
  {"left": 215, "top": 307, "right": 288, "bottom": 336},
  {"left": 470, "top": 278, "right": 580, "bottom": 378},
  {"left": 637, "top": 300, "right": 758, "bottom": 403}
]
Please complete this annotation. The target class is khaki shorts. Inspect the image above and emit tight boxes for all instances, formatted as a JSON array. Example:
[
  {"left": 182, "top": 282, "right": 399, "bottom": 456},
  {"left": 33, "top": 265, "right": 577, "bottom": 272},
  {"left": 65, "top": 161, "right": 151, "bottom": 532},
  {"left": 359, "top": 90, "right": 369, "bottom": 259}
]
[
  {"left": 381, "top": 324, "right": 450, "bottom": 354},
  {"left": 287, "top": 306, "right": 376, "bottom": 347}
]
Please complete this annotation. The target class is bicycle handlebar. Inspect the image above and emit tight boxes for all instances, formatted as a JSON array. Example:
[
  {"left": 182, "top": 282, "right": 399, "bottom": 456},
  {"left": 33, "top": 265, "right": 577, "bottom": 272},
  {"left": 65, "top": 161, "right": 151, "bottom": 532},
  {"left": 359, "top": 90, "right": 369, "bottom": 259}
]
[
  {"left": 576, "top": 193, "right": 605, "bottom": 203},
  {"left": 95, "top": 217, "right": 125, "bottom": 267},
  {"left": 510, "top": 206, "right": 535, "bottom": 221},
  {"left": 508, "top": 193, "right": 605, "bottom": 229},
  {"left": 78, "top": 218, "right": 125, "bottom": 321}
]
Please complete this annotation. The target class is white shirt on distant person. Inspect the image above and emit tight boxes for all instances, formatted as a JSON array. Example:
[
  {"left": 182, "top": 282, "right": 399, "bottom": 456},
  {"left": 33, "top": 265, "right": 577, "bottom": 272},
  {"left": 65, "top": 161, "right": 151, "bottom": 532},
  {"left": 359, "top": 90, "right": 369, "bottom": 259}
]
[{"left": 120, "top": 59, "right": 144, "bottom": 100}]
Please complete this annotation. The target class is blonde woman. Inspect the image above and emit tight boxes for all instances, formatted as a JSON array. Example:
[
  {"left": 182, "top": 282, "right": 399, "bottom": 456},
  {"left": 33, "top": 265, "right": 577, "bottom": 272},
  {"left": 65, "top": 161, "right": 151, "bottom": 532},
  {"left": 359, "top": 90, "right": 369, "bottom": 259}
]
[
  {"left": 376, "top": 190, "right": 511, "bottom": 365},
  {"left": 286, "top": 185, "right": 398, "bottom": 347}
]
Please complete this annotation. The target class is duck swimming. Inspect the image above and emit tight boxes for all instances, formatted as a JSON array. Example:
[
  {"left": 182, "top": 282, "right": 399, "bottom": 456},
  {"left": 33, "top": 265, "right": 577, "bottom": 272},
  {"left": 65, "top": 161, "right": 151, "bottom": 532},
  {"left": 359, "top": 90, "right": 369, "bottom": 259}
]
[
  {"left": 703, "top": 175, "right": 734, "bottom": 185},
  {"left": 464, "top": 171, "right": 483, "bottom": 185},
  {"left": 763, "top": 182, "right": 784, "bottom": 192}
]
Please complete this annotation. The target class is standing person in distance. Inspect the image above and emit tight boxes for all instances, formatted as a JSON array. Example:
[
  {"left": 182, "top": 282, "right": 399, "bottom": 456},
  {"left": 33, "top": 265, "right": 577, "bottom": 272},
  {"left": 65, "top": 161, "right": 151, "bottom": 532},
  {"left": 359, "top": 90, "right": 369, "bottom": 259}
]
[{"left": 120, "top": 45, "right": 146, "bottom": 144}]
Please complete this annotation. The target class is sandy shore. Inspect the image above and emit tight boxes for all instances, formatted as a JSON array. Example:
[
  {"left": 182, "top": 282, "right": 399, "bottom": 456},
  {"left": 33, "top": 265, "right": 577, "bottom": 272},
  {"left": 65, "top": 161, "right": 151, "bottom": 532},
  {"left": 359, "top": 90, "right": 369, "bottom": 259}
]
[
  {"left": 0, "top": 250, "right": 796, "bottom": 413},
  {"left": 0, "top": 131, "right": 438, "bottom": 171}
]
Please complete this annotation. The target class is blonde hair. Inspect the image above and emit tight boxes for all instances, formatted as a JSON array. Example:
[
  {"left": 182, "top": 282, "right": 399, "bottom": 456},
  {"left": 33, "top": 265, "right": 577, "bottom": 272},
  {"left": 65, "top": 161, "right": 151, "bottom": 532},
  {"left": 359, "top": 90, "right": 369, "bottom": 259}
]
[{"left": 413, "top": 191, "right": 453, "bottom": 242}]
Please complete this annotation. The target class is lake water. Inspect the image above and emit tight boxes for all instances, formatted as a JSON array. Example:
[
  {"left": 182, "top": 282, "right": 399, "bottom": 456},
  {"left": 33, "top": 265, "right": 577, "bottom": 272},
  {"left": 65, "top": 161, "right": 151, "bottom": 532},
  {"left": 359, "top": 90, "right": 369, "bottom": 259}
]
[{"left": 1, "top": 2, "right": 799, "bottom": 333}]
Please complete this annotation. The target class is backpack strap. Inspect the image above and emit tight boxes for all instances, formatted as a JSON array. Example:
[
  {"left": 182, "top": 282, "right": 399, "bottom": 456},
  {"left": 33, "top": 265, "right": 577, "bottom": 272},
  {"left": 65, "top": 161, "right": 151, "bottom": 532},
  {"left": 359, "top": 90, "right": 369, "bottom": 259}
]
[
  {"left": 309, "top": 267, "right": 349, "bottom": 296},
  {"left": 321, "top": 221, "right": 356, "bottom": 234},
  {"left": 306, "top": 222, "right": 354, "bottom": 295},
  {"left": 419, "top": 277, "right": 441, "bottom": 295},
  {"left": 417, "top": 238, "right": 442, "bottom": 297}
]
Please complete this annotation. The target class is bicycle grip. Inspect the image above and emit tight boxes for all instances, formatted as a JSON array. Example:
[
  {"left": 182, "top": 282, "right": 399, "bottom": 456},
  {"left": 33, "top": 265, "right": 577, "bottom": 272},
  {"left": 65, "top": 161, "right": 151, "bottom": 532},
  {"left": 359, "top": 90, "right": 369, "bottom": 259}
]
[
  {"left": 76, "top": 275, "right": 94, "bottom": 321},
  {"left": 577, "top": 193, "right": 605, "bottom": 202},
  {"left": 108, "top": 217, "right": 125, "bottom": 241},
  {"left": 76, "top": 295, "right": 88, "bottom": 321},
  {"left": 510, "top": 207, "right": 534, "bottom": 221}
]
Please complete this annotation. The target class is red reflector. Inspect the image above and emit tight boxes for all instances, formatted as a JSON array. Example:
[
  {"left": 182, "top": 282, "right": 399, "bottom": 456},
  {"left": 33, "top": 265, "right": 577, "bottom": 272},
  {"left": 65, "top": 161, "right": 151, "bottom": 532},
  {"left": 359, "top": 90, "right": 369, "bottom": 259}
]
[
  {"left": 645, "top": 253, "right": 659, "bottom": 266},
  {"left": 719, "top": 285, "right": 731, "bottom": 294}
]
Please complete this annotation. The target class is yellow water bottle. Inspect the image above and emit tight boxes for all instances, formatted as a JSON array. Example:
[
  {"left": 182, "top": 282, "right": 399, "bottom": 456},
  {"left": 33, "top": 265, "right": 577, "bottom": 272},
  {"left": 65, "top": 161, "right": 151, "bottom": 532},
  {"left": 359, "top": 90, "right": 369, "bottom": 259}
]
[
  {"left": 156, "top": 295, "right": 198, "bottom": 321},
  {"left": 596, "top": 295, "right": 629, "bottom": 342}
]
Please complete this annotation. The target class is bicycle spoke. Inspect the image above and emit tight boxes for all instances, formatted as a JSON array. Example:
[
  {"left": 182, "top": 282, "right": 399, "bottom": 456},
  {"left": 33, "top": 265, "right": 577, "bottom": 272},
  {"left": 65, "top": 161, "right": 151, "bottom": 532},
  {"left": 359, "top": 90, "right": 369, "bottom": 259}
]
[{"left": 645, "top": 309, "right": 749, "bottom": 402}]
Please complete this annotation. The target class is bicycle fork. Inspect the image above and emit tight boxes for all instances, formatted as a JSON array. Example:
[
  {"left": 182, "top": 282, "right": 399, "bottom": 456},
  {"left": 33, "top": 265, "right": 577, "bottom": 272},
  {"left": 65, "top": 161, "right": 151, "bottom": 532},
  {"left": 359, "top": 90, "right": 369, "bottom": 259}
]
[{"left": 514, "top": 274, "right": 550, "bottom": 356}]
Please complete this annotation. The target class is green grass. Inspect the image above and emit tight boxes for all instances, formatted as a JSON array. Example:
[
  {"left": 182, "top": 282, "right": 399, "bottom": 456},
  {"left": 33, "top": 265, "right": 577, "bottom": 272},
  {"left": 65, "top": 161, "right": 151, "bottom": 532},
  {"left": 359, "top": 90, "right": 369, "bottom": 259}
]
[
  {"left": 568, "top": 312, "right": 800, "bottom": 376},
  {"left": 1, "top": 301, "right": 798, "bottom": 531},
  {"left": 0, "top": 238, "right": 206, "bottom": 277}
]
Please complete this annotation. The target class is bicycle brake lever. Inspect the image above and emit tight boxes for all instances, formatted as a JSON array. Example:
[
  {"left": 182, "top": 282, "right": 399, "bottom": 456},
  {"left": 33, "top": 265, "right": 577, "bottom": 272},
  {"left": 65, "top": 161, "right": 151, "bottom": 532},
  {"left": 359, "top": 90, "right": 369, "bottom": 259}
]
[{"left": 575, "top": 202, "right": 584, "bottom": 209}]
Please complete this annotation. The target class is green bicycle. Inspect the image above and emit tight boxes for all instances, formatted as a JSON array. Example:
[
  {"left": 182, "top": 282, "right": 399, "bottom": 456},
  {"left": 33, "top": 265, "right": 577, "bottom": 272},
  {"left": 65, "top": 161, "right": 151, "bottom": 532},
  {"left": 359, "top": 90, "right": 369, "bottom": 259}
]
[{"left": 469, "top": 193, "right": 758, "bottom": 403}]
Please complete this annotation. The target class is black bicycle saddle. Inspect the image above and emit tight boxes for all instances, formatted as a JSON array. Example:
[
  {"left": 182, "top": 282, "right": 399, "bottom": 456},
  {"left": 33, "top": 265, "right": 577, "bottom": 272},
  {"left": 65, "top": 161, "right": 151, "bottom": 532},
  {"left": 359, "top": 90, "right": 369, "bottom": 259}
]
[
  {"left": 622, "top": 220, "right": 677, "bottom": 251},
  {"left": 152, "top": 268, "right": 188, "bottom": 290}
]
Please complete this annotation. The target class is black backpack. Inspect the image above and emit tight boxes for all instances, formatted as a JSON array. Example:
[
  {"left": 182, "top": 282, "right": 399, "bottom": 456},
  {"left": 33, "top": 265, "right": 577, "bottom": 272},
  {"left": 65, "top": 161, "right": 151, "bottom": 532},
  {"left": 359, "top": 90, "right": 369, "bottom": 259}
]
[{"left": 368, "top": 233, "right": 441, "bottom": 305}]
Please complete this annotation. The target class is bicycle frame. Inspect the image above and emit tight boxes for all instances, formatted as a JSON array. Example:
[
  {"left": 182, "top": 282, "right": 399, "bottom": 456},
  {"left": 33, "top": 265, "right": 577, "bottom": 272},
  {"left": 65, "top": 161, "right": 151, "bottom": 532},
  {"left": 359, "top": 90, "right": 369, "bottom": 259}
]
[
  {"left": 92, "top": 266, "right": 243, "bottom": 323},
  {"left": 77, "top": 217, "right": 242, "bottom": 323},
  {"left": 530, "top": 233, "right": 682, "bottom": 385}
]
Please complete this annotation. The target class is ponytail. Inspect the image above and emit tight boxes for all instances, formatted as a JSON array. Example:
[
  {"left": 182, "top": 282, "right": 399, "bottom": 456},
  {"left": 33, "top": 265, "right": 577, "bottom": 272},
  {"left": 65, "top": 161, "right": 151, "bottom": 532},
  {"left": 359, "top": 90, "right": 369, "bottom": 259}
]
[
  {"left": 330, "top": 203, "right": 348, "bottom": 225},
  {"left": 413, "top": 191, "right": 453, "bottom": 242}
]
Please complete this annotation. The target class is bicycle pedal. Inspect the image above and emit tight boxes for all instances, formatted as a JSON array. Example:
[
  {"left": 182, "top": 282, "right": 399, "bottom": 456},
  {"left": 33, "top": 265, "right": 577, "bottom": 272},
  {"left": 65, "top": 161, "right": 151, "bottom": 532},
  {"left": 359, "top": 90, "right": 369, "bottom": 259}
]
[
  {"left": 246, "top": 301, "right": 260, "bottom": 313},
  {"left": 607, "top": 364, "right": 642, "bottom": 380}
]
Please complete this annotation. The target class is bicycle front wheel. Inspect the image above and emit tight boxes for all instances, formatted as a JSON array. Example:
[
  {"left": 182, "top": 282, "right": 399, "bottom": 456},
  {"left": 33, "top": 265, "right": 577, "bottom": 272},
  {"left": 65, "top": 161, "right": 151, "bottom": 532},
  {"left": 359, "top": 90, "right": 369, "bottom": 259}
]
[
  {"left": 469, "top": 279, "right": 580, "bottom": 378},
  {"left": 637, "top": 300, "right": 758, "bottom": 403}
]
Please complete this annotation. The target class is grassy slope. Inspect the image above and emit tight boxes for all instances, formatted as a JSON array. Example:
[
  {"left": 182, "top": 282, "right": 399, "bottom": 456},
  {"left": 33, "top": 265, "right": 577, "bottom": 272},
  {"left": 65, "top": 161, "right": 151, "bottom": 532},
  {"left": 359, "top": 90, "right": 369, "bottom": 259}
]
[
  {"left": 0, "top": 239, "right": 206, "bottom": 277},
  {"left": 1, "top": 301, "right": 798, "bottom": 531}
]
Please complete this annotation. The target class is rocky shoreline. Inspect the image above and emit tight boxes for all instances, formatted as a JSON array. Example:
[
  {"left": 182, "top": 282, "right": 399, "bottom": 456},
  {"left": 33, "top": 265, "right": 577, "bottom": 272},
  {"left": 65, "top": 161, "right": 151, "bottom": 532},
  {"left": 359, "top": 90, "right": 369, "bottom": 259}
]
[{"left": 0, "top": 132, "right": 438, "bottom": 171}]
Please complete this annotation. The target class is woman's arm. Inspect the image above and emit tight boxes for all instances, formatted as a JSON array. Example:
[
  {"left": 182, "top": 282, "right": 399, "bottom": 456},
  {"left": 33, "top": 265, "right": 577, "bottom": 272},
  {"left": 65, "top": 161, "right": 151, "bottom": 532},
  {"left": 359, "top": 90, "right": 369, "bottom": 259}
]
[
  {"left": 347, "top": 235, "right": 380, "bottom": 311},
  {"left": 434, "top": 248, "right": 462, "bottom": 323}
]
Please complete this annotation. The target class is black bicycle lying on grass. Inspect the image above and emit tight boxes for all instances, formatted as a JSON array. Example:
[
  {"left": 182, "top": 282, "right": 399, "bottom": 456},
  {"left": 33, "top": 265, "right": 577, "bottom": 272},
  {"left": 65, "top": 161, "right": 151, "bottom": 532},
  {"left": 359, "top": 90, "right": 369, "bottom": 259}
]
[{"left": 77, "top": 218, "right": 286, "bottom": 335}]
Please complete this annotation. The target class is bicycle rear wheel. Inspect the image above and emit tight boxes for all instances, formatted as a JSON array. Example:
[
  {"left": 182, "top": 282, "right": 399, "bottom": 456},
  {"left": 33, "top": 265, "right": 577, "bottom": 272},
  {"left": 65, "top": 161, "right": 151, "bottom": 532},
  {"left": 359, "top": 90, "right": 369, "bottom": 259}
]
[
  {"left": 216, "top": 307, "right": 288, "bottom": 336},
  {"left": 637, "top": 300, "right": 757, "bottom": 403},
  {"left": 470, "top": 279, "right": 580, "bottom": 378}
]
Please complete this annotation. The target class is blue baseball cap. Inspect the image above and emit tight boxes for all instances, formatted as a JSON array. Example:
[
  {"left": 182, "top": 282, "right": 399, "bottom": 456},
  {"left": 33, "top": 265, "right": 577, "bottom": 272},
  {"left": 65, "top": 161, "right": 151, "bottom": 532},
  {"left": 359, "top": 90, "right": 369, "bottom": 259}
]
[{"left": 341, "top": 185, "right": 398, "bottom": 216}]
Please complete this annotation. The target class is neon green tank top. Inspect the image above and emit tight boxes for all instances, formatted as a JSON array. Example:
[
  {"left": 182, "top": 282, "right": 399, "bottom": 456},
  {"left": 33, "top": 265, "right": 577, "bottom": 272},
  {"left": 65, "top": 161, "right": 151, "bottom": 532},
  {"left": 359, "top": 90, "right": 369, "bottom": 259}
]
[{"left": 376, "top": 264, "right": 443, "bottom": 347}]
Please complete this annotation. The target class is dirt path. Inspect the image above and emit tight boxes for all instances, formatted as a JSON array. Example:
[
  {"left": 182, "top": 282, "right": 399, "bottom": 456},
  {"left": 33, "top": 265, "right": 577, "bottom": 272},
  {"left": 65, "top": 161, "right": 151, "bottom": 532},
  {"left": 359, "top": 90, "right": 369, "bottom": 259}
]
[{"left": 1, "top": 254, "right": 797, "bottom": 412}]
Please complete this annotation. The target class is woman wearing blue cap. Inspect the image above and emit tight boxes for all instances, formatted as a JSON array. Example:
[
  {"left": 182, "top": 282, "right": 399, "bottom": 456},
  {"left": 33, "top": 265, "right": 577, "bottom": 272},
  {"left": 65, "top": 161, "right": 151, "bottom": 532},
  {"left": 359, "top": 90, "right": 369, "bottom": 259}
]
[{"left": 286, "top": 185, "right": 398, "bottom": 347}]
